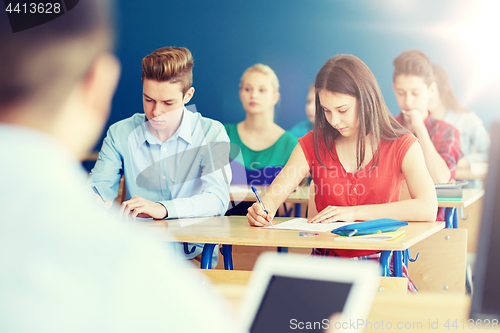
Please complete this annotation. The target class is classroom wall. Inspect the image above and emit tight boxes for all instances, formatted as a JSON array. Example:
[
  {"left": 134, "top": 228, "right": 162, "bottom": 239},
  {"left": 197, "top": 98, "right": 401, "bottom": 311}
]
[{"left": 103, "top": 0, "right": 499, "bottom": 148}]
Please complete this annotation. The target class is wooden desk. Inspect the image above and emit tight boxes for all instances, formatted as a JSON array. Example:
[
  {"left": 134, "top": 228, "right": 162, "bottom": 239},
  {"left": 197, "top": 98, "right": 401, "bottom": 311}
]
[
  {"left": 456, "top": 164, "right": 487, "bottom": 180},
  {"left": 203, "top": 266, "right": 492, "bottom": 332},
  {"left": 82, "top": 151, "right": 99, "bottom": 161},
  {"left": 145, "top": 216, "right": 444, "bottom": 278},
  {"left": 410, "top": 190, "right": 484, "bottom": 291},
  {"left": 201, "top": 269, "right": 408, "bottom": 294},
  {"left": 215, "top": 283, "right": 496, "bottom": 333},
  {"left": 438, "top": 188, "right": 485, "bottom": 229},
  {"left": 438, "top": 188, "right": 485, "bottom": 208},
  {"left": 162, "top": 216, "right": 443, "bottom": 252}
]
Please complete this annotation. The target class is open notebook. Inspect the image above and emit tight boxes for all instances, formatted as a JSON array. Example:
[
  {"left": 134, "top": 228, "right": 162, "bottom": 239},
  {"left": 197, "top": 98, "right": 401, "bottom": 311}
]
[{"left": 238, "top": 253, "right": 380, "bottom": 333}]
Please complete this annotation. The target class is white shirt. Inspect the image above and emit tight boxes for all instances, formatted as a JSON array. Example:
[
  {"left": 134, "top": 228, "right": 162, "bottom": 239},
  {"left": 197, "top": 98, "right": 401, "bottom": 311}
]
[
  {"left": 444, "top": 109, "right": 490, "bottom": 162},
  {"left": 0, "top": 124, "right": 241, "bottom": 333}
]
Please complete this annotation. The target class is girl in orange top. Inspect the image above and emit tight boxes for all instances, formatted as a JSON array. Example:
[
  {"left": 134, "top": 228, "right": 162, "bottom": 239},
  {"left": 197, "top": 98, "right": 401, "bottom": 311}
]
[{"left": 247, "top": 54, "right": 437, "bottom": 257}]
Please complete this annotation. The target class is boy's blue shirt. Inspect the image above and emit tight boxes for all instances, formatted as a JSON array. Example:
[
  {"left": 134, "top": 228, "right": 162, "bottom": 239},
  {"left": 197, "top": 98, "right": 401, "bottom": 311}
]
[{"left": 88, "top": 107, "right": 232, "bottom": 219}]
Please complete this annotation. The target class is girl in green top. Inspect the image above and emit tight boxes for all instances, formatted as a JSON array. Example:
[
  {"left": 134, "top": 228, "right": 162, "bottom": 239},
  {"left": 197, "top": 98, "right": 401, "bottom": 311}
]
[{"left": 225, "top": 64, "right": 297, "bottom": 215}]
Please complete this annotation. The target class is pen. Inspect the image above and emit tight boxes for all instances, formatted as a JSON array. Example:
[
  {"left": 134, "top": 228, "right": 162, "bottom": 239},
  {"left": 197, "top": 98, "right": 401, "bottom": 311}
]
[
  {"left": 92, "top": 185, "right": 105, "bottom": 203},
  {"left": 251, "top": 185, "right": 273, "bottom": 226}
]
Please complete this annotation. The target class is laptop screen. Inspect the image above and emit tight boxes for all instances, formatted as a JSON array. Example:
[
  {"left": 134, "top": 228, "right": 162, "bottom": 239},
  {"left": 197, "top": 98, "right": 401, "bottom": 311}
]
[
  {"left": 471, "top": 122, "right": 500, "bottom": 320},
  {"left": 250, "top": 275, "right": 352, "bottom": 333}
]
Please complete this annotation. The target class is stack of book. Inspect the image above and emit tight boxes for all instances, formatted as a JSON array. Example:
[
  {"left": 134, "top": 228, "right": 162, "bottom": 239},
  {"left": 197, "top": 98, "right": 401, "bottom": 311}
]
[{"left": 435, "top": 180, "right": 468, "bottom": 200}]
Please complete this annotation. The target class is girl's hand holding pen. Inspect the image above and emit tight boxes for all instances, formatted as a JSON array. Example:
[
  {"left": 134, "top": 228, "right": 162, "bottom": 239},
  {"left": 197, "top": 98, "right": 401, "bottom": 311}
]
[{"left": 247, "top": 199, "right": 277, "bottom": 227}]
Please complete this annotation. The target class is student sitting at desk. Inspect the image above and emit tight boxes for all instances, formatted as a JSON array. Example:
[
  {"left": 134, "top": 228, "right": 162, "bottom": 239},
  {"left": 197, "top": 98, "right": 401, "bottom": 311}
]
[
  {"left": 246, "top": 54, "right": 437, "bottom": 258},
  {"left": 225, "top": 64, "right": 297, "bottom": 215},
  {"left": 88, "top": 46, "right": 231, "bottom": 267},
  {"left": 392, "top": 50, "right": 463, "bottom": 219},
  {"left": 290, "top": 85, "right": 315, "bottom": 139},
  {"left": 429, "top": 63, "right": 490, "bottom": 188}
]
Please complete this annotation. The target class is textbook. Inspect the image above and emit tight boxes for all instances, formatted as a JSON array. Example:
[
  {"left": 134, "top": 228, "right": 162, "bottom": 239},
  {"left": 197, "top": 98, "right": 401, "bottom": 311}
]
[
  {"left": 436, "top": 187, "right": 463, "bottom": 198},
  {"left": 437, "top": 197, "right": 462, "bottom": 201}
]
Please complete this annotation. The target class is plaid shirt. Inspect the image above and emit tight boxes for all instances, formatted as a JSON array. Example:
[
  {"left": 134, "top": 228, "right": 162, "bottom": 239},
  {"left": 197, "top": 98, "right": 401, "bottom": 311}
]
[
  {"left": 395, "top": 112, "right": 463, "bottom": 178},
  {"left": 396, "top": 112, "right": 463, "bottom": 221}
]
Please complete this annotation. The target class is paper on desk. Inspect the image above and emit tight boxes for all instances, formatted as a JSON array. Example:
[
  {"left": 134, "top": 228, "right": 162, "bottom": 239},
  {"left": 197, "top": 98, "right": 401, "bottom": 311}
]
[{"left": 264, "top": 218, "right": 355, "bottom": 232}]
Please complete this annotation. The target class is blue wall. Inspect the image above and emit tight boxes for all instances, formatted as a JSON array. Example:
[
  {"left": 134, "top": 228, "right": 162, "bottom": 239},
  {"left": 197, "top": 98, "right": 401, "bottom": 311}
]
[{"left": 103, "top": 0, "right": 499, "bottom": 148}]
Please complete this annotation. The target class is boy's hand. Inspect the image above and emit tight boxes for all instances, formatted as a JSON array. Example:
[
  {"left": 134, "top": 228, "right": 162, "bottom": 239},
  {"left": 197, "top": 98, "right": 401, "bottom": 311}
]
[
  {"left": 94, "top": 194, "right": 113, "bottom": 210},
  {"left": 119, "top": 196, "right": 167, "bottom": 220},
  {"left": 402, "top": 109, "right": 426, "bottom": 135}
]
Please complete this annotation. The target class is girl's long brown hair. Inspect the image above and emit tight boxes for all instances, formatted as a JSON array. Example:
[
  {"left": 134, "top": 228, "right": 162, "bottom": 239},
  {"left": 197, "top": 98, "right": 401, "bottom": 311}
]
[{"left": 314, "top": 54, "right": 408, "bottom": 170}]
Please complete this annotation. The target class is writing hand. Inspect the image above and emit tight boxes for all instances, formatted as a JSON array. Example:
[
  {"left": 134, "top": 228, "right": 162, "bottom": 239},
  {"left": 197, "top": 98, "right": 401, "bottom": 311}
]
[
  {"left": 247, "top": 200, "right": 276, "bottom": 227},
  {"left": 119, "top": 196, "right": 167, "bottom": 220}
]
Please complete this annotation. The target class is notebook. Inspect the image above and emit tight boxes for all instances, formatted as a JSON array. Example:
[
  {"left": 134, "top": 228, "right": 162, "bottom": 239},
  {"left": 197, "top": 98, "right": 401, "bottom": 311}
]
[
  {"left": 435, "top": 180, "right": 468, "bottom": 198},
  {"left": 238, "top": 252, "right": 380, "bottom": 333}
]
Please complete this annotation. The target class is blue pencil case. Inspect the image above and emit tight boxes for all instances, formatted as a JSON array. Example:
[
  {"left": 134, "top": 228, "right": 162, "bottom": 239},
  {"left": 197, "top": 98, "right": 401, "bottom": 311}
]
[{"left": 331, "top": 218, "right": 408, "bottom": 237}]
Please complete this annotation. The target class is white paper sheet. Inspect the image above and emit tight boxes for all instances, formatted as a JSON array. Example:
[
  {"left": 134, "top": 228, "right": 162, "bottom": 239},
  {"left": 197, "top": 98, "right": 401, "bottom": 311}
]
[{"left": 264, "top": 218, "right": 355, "bottom": 232}]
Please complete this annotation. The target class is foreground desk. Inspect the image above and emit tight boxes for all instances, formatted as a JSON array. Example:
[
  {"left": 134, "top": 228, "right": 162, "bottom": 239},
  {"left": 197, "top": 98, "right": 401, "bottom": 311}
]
[
  {"left": 214, "top": 283, "right": 494, "bottom": 333},
  {"left": 147, "top": 216, "right": 444, "bottom": 277},
  {"left": 438, "top": 188, "right": 485, "bottom": 229},
  {"left": 201, "top": 269, "right": 408, "bottom": 294},
  {"left": 201, "top": 269, "right": 494, "bottom": 332}
]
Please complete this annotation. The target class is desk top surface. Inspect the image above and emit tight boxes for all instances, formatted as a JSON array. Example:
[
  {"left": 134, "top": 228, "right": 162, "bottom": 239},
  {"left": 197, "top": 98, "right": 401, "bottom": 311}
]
[
  {"left": 145, "top": 216, "right": 444, "bottom": 251},
  {"left": 456, "top": 164, "right": 488, "bottom": 180}
]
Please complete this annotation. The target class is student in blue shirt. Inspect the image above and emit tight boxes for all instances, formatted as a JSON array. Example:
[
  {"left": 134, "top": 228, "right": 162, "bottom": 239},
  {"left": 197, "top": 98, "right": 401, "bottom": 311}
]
[{"left": 88, "top": 47, "right": 231, "bottom": 267}]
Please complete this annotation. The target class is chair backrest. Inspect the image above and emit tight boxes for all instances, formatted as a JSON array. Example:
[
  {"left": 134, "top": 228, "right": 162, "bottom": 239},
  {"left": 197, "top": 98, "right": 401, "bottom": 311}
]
[{"left": 115, "top": 176, "right": 126, "bottom": 203}]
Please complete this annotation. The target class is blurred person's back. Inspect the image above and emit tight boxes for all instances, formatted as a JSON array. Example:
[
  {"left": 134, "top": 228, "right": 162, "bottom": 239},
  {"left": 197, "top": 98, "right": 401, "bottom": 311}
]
[{"left": 0, "top": 2, "right": 239, "bottom": 332}]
